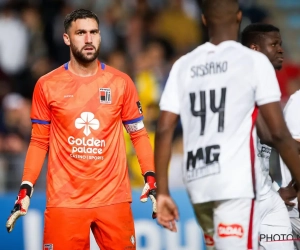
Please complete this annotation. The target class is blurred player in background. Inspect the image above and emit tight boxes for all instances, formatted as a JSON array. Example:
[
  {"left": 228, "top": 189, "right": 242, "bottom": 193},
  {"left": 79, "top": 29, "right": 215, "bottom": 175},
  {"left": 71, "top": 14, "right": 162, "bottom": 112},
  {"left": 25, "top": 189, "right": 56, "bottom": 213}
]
[
  {"left": 5, "top": 9, "right": 157, "bottom": 250},
  {"left": 278, "top": 87, "right": 300, "bottom": 250},
  {"left": 154, "top": 0, "right": 300, "bottom": 249},
  {"left": 242, "top": 23, "right": 293, "bottom": 250}
]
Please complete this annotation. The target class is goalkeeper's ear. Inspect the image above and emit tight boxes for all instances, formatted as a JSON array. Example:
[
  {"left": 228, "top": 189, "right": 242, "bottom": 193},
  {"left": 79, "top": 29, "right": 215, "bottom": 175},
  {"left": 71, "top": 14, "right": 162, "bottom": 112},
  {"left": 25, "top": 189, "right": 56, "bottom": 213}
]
[{"left": 63, "top": 33, "right": 70, "bottom": 46}]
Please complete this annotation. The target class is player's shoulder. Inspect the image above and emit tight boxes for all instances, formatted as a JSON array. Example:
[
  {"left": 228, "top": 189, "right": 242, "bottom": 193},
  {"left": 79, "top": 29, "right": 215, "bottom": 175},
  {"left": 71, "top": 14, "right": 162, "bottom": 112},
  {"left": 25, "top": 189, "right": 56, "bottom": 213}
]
[
  {"left": 286, "top": 89, "right": 300, "bottom": 107},
  {"left": 284, "top": 90, "right": 300, "bottom": 117},
  {"left": 176, "top": 41, "right": 264, "bottom": 59},
  {"left": 103, "top": 64, "right": 132, "bottom": 84},
  {"left": 240, "top": 45, "right": 270, "bottom": 62},
  {"left": 237, "top": 44, "right": 274, "bottom": 74},
  {"left": 38, "top": 64, "right": 68, "bottom": 85}
]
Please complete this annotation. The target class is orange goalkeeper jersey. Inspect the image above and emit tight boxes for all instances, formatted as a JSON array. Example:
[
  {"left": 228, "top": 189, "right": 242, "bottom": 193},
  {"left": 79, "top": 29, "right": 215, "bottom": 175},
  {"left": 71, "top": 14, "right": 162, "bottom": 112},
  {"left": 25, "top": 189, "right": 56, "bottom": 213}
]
[{"left": 31, "top": 62, "right": 144, "bottom": 208}]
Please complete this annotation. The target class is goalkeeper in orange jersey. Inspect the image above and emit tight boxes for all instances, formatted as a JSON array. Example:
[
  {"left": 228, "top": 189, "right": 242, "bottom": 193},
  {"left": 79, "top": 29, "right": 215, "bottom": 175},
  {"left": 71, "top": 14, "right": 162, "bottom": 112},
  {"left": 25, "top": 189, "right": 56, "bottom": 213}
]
[{"left": 6, "top": 9, "right": 156, "bottom": 250}]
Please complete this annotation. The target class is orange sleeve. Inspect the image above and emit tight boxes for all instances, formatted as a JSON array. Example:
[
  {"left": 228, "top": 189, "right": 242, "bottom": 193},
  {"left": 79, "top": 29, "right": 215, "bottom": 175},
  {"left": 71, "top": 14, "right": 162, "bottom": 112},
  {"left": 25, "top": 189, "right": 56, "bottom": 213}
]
[
  {"left": 129, "top": 127, "right": 155, "bottom": 175},
  {"left": 22, "top": 77, "right": 51, "bottom": 184},
  {"left": 121, "top": 75, "right": 143, "bottom": 122},
  {"left": 31, "top": 79, "right": 51, "bottom": 123},
  {"left": 22, "top": 121, "right": 50, "bottom": 184}
]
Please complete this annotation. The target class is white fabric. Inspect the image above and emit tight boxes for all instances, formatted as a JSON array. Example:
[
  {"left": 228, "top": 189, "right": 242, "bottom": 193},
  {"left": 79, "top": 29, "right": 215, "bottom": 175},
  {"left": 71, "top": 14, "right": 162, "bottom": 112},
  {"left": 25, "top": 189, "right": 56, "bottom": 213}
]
[
  {"left": 160, "top": 40, "right": 281, "bottom": 203},
  {"left": 213, "top": 198, "right": 259, "bottom": 250},
  {"left": 257, "top": 139, "right": 273, "bottom": 200},
  {"left": 272, "top": 181, "right": 281, "bottom": 192},
  {"left": 290, "top": 218, "right": 300, "bottom": 250},
  {"left": 279, "top": 90, "right": 300, "bottom": 218},
  {"left": 259, "top": 189, "right": 293, "bottom": 250}
]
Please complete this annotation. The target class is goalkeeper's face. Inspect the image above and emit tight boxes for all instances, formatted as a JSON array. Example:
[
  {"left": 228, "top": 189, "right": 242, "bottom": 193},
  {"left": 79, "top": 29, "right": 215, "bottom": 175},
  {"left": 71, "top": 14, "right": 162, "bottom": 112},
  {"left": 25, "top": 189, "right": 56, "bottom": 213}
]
[{"left": 64, "top": 18, "right": 101, "bottom": 64}]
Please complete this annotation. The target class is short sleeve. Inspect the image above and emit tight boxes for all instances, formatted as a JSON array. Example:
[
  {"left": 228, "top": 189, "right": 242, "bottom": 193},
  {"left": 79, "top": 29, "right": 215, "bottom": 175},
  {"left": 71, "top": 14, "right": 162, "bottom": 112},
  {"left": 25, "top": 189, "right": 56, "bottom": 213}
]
[
  {"left": 30, "top": 80, "right": 51, "bottom": 124},
  {"left": 159, "top": 60, "right": 181, "bottom": 114},
  {"left": 254, "top": 53, "right": 281, "bottom": 106},
  {"left": 121, "top": 76, "right": 144, "bottom": 133},
  {"left": 284, "top": 91, "right": 300, "bottom": 139}
]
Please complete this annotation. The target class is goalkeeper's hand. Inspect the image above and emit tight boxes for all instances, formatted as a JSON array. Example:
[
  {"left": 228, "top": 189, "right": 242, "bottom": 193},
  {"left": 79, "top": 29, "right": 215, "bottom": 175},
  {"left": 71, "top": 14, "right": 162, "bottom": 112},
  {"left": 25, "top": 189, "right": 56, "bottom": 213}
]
[
  {"left": 140, "top": 171, "right": 157, "bottom": 219},
  {"left": 6, "top": 182, "right": 33, "bottom": 233}
]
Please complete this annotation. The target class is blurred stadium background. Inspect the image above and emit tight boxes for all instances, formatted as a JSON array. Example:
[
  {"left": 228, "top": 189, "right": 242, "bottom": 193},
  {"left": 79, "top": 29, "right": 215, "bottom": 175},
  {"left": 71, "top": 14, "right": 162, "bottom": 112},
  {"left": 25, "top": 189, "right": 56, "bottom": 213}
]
[{"left": 0, "top": 0, "right": 300, "bottom": 249}]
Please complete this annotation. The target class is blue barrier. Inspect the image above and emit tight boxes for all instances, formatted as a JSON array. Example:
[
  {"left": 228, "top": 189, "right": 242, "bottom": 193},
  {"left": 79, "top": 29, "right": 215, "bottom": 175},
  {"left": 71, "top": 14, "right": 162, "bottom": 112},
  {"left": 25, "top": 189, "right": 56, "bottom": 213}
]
[{"left": 0, "top": 189, "right": 205, "bottom": 250}]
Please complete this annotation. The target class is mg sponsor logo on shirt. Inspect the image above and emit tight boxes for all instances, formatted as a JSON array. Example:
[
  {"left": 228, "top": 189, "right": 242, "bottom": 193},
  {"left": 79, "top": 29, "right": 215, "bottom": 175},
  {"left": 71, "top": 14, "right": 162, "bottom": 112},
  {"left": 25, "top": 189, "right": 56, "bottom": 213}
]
[
  {"left": 68, "top": 112, "right": 105, "bottom": 160},
  {"left": 218, "top": 223, "right": 244, "bottom": 238},
  {"left": 186, "top": 145, "right": 221, "bottom": 181}
]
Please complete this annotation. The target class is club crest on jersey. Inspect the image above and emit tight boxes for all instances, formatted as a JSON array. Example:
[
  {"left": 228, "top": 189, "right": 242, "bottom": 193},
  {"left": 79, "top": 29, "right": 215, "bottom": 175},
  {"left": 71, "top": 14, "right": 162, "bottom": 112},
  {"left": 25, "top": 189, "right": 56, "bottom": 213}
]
[
  {"left": 44, "top": 244, "right": 53, "bottom": 250},
  {"left": 99, "top": 88, "right": 111, "bottom": 104},
  {"left": 136, "top": 101, "right": 143, "bottom": 114}
]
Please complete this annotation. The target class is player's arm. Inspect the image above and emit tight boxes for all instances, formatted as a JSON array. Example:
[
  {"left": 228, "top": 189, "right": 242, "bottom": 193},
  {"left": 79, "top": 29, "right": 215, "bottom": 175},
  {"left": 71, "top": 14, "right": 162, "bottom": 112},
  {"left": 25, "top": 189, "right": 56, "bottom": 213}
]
[
  {"left": 154, "top": 59, "right": 181, "bottom": 232},
  {"left": 22, "top": 124, "right": 49, "bottom": 183},
  {"left": 256, "top": 112, "right": 273, "bottom": 146},
  {"left": 274, "top": 92, "right": 300, "bottom": 205},
  {"left": 6, "top": 80, "right": 50, "bottom": 233},
  {"left": 128, "top": 126, "right": 157, "bottom": 219},
  {"left": 254, "top": 53, "right": 300, "bottom": 214},
  {"left": 259, "top": 103, "right": 300, "bottom": 198},
  {"left": 155, "top": 111, "right": 179, "bottom": 196},
  {"left": 121, "top": 74, "right": 157, "bottom": 219}
]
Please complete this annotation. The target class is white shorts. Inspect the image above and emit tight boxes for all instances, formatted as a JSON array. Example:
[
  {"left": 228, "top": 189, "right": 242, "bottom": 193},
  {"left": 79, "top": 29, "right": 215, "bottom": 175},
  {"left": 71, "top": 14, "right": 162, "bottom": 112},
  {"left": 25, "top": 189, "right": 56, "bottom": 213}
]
[
  {"left": 258, "top": 189, "right": 293, "bottom": 250},
  {"left": 193, "top": 198, "right": 259, "bottom": 250},
  {"left": 290, "top": 217, "right": 300, "bottom": 250}
]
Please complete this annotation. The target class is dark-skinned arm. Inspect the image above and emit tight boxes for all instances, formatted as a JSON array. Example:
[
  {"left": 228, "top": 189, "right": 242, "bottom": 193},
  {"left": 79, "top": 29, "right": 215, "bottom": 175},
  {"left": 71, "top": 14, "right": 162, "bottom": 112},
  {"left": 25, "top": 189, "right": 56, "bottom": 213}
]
[
  {"left": 270, "top": 172, "right": 297, "bottom": 206},
  {"left": 256, "top": 112, "right": 273, "bottom": 146},
  {"left": 155, "top": 111, "right": 179, "bottom": 195}
]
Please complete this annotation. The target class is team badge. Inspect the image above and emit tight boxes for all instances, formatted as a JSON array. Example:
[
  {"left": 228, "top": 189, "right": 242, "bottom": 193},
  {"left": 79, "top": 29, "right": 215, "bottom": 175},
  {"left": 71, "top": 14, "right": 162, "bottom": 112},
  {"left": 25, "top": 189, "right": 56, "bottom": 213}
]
[
  {"left": 136, "top": 101, "right": 143, "bottom": 114},
  {"left": 99, "top": 88, "right": 111, "bottom": 104}
]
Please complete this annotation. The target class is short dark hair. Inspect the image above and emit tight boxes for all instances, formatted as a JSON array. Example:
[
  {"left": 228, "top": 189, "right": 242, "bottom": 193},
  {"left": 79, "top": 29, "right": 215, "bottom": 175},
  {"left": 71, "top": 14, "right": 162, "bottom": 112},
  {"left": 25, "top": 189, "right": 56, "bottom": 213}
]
[
  {"left": 64, "top": 9, "right": 99, "bottom": 33},
  {"left": 241, "top": 23, "right": 280, "bottom": 47}
]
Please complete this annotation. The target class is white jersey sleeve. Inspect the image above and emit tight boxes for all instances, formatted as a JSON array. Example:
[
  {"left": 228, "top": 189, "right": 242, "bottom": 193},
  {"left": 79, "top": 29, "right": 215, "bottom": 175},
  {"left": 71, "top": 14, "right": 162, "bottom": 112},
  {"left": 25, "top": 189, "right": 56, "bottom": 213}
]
[
  {"left": 159, "top": 60, "right": 181, "bottom": 114},
  {"left": 284, "top": 90, "right": 300, "bottom": 140},
  {"left": 253, "top": 53, "right": 281, "bottom": 106}
]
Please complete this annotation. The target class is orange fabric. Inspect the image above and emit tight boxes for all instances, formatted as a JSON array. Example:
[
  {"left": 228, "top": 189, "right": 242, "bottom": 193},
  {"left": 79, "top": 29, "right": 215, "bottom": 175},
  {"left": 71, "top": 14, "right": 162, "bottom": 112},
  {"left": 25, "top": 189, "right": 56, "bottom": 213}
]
[
  {"left": 30, "top": 62, "right": 148, "bottom": 208},
  {"left": 43, "top": 203, "right": 135, "bottom": 250},
  {"left": 22, "top": 145, "right": 47, "bottom": 185},
  {"left": 30, "top": 123, "right": 50, "bottom": 151},
  {"left": 130, "top": 127, "right": 154, "bottom": 175},
  {"left": 22, "top": 123, "right": 49, "bottom": 184}
]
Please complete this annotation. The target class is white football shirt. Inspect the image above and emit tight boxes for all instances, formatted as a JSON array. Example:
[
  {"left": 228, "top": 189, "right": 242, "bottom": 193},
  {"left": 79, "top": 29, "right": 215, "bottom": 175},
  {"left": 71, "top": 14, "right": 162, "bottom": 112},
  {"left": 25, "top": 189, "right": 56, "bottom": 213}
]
[
  {"left": 160, "top": 41, "right": 281, "bottom": 204},
  {"left": 279, "top": 90, "right": 300, "bottom": 217}
]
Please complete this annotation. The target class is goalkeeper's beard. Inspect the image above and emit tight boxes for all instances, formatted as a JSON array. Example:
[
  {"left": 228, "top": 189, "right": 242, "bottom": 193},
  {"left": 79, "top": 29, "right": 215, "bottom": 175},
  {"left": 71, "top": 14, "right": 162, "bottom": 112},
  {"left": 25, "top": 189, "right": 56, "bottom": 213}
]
[{"left": 70, "top": 42, "right": 100, "bottom": 64}]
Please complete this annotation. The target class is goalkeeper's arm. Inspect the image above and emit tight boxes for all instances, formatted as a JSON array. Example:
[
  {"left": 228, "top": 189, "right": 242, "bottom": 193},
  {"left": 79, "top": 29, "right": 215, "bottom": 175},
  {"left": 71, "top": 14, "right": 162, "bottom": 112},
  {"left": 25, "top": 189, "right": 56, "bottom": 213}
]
[
  {"left": 6, "top": 123, "right": 49, "bottom": 233},
  {"left": 128, "top": 127, "right": 157, "bottom": 219}
]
